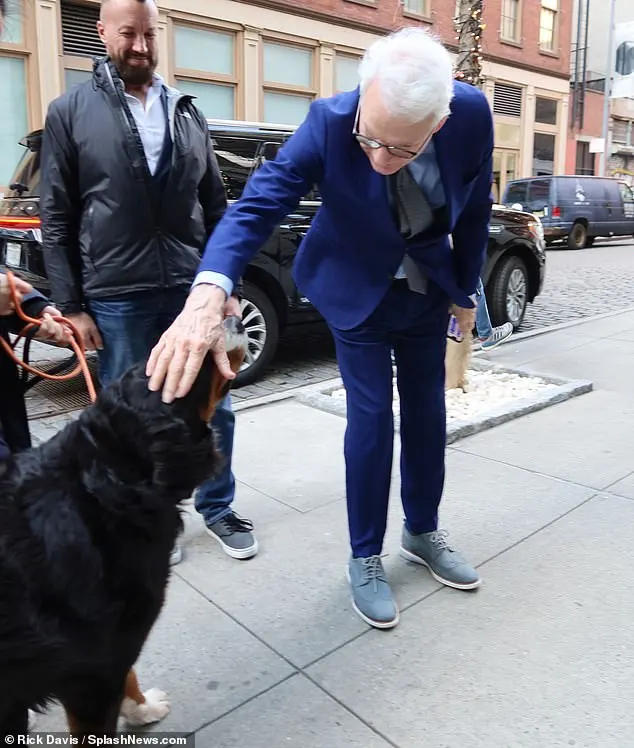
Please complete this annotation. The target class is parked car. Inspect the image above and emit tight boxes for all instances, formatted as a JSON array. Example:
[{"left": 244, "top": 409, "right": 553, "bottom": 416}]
[
  {"left": 1, "top": 121, "right": 546, "bottom": 386},
  {"left": 501, "top": 174, "right": 634, "bottom": 250}
]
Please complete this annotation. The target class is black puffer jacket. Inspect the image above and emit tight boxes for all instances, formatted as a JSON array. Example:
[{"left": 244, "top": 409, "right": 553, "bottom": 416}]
[{"left": 40, "top": 58, "right": 228, "bottom": 314}]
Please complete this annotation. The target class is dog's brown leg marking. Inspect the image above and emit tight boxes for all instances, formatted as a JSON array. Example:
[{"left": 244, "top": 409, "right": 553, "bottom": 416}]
[
  {"left": 64, "top": 698, "right": 122, "bottom": 737},
  {"left": 124, "top": 668, "right": 146, "bottom": 706}
]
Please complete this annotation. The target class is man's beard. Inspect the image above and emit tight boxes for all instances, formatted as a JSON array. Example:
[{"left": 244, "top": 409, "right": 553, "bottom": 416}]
[{"left": 111, "top": 52, "right": 156, "bottom": 86}]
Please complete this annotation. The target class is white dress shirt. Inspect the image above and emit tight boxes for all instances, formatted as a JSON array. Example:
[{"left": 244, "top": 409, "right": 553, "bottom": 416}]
[{"left": 124, "top": 74, "right": 167, "bottom": 176}]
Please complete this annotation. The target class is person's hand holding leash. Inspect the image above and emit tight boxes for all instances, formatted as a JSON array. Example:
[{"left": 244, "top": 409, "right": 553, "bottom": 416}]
[
  {"left": 146, "top": 284, "right": 235, "bottom": 403},
  {"left": 0, "top": 272, "right": 34, "bottom": 315},
  {"left": 35, "top": 306, "right": 73, "bottom": 345}
]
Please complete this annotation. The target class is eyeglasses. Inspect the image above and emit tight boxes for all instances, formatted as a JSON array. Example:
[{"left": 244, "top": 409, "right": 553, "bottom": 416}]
[{"left": 352, "top": 103, "right": 421, "bottom": 160}]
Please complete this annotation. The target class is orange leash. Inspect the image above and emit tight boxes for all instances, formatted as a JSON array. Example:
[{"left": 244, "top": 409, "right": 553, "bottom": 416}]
[{"left": 1, "top": 269, "right": 98, "bottom": 404}]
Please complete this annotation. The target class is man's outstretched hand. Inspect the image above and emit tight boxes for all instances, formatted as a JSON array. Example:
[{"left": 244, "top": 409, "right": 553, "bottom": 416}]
[{"left": 146, "top": 284, "right": 236, "bottom": 402}]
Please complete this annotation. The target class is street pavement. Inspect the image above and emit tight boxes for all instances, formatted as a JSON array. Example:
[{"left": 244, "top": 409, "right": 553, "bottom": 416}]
[{"left": 30, "top": 308, "right": 634, "bottom": 747}]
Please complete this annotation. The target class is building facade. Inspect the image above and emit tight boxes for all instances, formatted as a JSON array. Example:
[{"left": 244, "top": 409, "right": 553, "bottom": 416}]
[
  {"left": 568, "top": 0, "right": 634, "bottom": 183},
  {"left": 1, "top": 0, "right": 573, "bottom": 197}
]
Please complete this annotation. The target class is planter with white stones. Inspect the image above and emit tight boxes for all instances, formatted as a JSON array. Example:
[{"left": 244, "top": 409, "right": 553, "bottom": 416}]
[{"left": 295, "top": 358, "right": 592, "bottom": 444}]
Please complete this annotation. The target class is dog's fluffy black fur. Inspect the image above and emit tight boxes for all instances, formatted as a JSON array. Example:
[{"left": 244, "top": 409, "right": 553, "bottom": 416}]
[{"left": 0, "top": 355, "right": 225, "bottom": 736}]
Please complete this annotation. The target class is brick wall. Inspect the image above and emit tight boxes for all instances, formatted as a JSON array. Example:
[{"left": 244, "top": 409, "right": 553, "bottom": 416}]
[
  {"left": 565, "top": 87, "right": 604, "bottom": 173},
  {"left": 462, "top": 0, "right": 573, "bottom": 79},
  {"left": 253, "top": 0, "right": 573, "bottom": 80},
  {"left": 575, "top": 88, "right": 605, "bottom": 137},
  {"left": 244, "top": 0, "right": 404, "bottom": 35}
]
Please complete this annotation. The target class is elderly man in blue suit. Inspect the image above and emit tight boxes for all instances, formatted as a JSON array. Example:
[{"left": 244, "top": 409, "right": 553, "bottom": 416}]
[{"left": 147, "top": 27, "right": 493, "bottom": 629}]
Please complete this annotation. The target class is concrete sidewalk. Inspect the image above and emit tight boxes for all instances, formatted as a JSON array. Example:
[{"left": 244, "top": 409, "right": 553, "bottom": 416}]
[{"left": 35, "top": 312, "right": 634, "bottom": 747}]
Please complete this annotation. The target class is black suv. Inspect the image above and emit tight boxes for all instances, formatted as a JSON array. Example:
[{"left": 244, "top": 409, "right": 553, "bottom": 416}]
[{"left": 1, "top": 121, "right": 546, "bottom": 386}]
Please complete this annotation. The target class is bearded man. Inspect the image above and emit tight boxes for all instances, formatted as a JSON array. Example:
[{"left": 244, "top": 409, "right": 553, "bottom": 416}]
[{"left": 39, "top": 0, "right": 258, "bottom": 565}]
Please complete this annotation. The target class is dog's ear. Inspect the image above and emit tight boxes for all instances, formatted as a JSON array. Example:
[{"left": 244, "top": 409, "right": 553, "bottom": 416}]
[{"left": 199, "top": 346, "right": 246, "bottom": 424}]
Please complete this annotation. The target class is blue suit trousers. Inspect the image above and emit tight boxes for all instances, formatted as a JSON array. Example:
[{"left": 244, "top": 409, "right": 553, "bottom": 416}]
[{"left": 329, "top": 280, "right": 449, "bottom": 557}]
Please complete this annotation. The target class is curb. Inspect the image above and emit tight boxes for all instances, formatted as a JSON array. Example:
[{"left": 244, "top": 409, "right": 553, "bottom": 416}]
[{"left": 494, "top": 303, "right": 634, "bottom": 345}]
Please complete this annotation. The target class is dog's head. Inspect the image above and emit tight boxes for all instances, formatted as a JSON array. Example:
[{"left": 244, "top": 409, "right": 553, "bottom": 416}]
[{"left": 79, "top": 316, "right": 248, "bottom": 495}]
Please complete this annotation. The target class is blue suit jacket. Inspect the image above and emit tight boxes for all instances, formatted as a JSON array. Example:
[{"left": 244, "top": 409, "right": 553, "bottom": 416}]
[{"left": 198, "top": 81, "right": 494, "bottom": 330}]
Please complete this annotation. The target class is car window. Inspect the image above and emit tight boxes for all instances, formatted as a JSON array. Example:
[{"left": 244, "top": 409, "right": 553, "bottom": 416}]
[
  {"left": 618, "top": 181, "right": 634, "bottom": 203},
  {"left": 620, "top": 182, "right": 634, "bottom": 218},
  {"left": 503, "top": 182, "right": 527, "bottom": 206},
  {"left": 6, "top": 132, "right": 41, "bottom": 198},
  {"left": 525, "top": 180, "right": 551, "bottom": 211},
  {"left": 209, "top": 135, "right": 260, "bottom": 201},
  {"left": 258, "top": 140, "right": 321, "bottom": 202}
]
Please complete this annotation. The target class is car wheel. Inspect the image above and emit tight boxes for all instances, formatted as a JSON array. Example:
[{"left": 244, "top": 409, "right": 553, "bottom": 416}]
[
  {"left": 489, "top": 255, "right": 529, "bottom": 329},
  {"left": 567, "top": 222, "right": 587, "bottom": 249},
  {"left": 233, "top": 281, "right": 279, "bottom": 388}
]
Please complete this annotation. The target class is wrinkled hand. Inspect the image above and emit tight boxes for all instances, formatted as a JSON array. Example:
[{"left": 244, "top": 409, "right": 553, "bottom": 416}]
[
  {"left": 35, "top": 307, "right": 73, "bottom": 345},
  {"left": 146, "top": 284, "right": 235, "bottom": 403},
  {"left": 0, "top": 272, "right": 33, "bottom": 316},
  {"left": 66, "top": 311, "right": 103, "bottom": 351},
  {"left": 450, "top": 303, "right": 476, "bottom": 339},
  {"left": 225, "top": 294, "right": 242, "bottom": 319}
]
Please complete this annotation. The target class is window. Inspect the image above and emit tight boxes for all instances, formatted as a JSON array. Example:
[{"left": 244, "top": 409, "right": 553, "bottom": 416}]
[
  {"left": 526, "top": 179, "right": 552, "bottom": 211},
  {"left": 501, "top": 0, "right": 520, "bottom": 42},
  {"left": 532, "top": 133, "right": 556, "bottom": 176},
  {"left": 0, "top": 56, "right": 28, "bottom": 186},
  {"left": 262, "top": 41, "right": 315, "bottom": 126},
  {"left": 493, "top": 148, "right": 519, "bottom": 203},
  {"left": 210, "top": 135, "right": 260, "bottom": 201},
  {"left": 539, "top": 0, "right": 558, "bottom": 52},
  {"left": 60, "top": 2, "right": 103, "bottom": 89},
  {"left": 253, "top": 140, "right": 321, "bottom": 201},
  {"left": 1, "top": 0, "right": 28, "bottom": 187},
  {"left": 535, "top": 97, "right": 558, "bottom": 125},
  {"left": 619, "top": 182, "right": 634, "bottom": 204},
  {"left": 174, "top": 25, "right": 237, "bottom": 120},
  {"left": 64, "top": 68, "right": 92, "bottom": 91},
  {"left": 575, "top": 141, "right": 594, "bottom": 176},
  {"left": 612, "top": 119, "right": 629, "bottom": 144},
  {"left": 335, "top": 54, "right": 360, "bottom": 93},
  {"left": 0, "top": 0, "right": 23, "bottom": 44},
  {"left": 402, "top": 0, "right": 429, "bottom": 16},
  {"left": 503, "top": 181, "right": 528, "bottom": 206}
]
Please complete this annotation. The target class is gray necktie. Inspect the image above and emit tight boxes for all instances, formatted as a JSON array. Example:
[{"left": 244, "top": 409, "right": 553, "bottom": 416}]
[{"left": 391, "top": 167, "right": 432, "bottom": 294}]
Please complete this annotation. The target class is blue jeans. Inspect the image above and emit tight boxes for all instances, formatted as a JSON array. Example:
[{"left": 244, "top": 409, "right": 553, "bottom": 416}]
[
  {"left": 475, "top": 277, "right": 493, "bottom": 340},
  {"left": 88, "top": 289, "right": 235, "bottom": 524}
]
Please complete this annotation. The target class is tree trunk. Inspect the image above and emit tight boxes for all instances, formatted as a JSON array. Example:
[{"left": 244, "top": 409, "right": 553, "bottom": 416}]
[{"left": 454, "top": 0, "right": 485, "bottom": 88}]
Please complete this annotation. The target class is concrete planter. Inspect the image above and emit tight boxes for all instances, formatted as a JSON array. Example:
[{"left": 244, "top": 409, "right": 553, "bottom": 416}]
[{"left": 294, "top": 358, "right": 593, "bottom": 444}]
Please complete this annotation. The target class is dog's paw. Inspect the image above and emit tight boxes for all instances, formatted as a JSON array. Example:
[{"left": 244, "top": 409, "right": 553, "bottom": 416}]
[{"left": 120, "top": 688, "right": 170, "bottom": 726}]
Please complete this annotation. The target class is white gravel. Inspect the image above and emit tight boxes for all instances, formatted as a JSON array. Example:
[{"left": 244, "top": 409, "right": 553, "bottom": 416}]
[{"left": 330, "top": 367, "right": 558, "bottom": 423}]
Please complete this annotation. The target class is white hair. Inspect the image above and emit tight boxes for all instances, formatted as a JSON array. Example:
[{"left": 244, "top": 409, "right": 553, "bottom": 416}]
[{"left": 358, "top": 26, "right": 454, "bottom": 124}]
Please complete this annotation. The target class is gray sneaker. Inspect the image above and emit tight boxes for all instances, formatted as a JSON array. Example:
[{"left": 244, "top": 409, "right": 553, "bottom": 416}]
[
  {"left": 480, "top": 322, "right": 513, "bottom": 351},
  {"left": 400, "top": 527, "right": 481, "bottom": 590},
  {"left": 347, "top": 555, "right": 399, "bottom": 629},
  {"left": 205, "top": 512, "right": 258, "bottom": 560}
]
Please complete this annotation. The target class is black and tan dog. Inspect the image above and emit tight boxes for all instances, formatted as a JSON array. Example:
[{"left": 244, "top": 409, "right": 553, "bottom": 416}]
[{"left": 0, "top": 317, "right": 247, "bottom": 739}]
